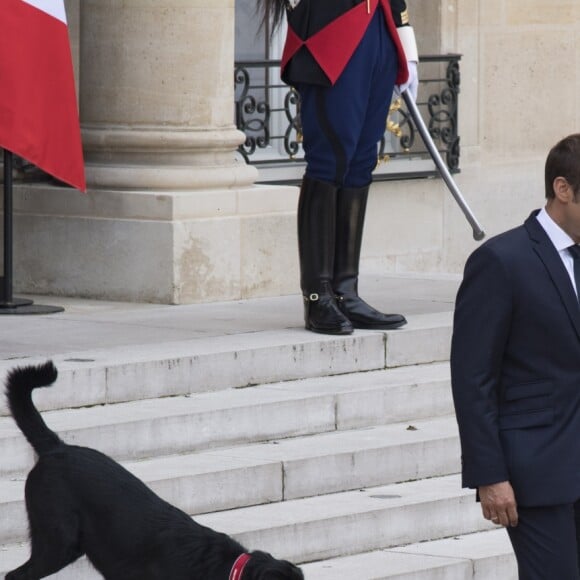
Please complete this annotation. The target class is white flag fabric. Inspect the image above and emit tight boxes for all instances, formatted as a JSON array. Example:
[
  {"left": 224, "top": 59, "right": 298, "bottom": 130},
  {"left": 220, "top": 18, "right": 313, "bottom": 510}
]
[{"left": 21, "top": 0, "right": 67, "bottom": 23}]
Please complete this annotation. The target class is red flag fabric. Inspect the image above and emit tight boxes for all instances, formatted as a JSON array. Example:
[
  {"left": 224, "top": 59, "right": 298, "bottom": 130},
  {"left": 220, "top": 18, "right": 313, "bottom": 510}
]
[{"left": 0, "top": 0, "right": 86, "bottom": 192}]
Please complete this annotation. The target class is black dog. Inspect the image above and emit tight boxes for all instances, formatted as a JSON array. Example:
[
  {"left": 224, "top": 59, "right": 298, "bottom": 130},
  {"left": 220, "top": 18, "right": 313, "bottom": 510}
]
[{"left": 5, "top": 361, "right": 304, "bottom": 580}]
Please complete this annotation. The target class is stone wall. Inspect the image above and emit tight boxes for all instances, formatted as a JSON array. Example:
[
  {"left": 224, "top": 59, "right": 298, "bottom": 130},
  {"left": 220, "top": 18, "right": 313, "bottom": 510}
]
[
  {"left": 362, "top": 0, "right": 580, "bottom": 277},
  {"left": 6, "top": 0, "right": 580, "bottom": 302}
]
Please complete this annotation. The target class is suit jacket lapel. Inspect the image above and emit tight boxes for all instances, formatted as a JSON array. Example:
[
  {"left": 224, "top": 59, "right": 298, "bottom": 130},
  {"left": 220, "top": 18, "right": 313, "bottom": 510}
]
[{"left": 525, "top": 211, "right": 580, "bottom": 340}]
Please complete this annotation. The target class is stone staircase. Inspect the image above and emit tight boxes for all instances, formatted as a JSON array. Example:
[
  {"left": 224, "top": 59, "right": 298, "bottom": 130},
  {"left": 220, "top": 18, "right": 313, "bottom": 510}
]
[{"left": 0, "top": 308, "right": 517, "bottom": 579}]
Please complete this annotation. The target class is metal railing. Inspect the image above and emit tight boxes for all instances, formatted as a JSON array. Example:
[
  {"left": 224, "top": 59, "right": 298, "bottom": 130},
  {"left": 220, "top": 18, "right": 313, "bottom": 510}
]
[{"left": 235, "top": 54, "right": 461, "bottom": 184}]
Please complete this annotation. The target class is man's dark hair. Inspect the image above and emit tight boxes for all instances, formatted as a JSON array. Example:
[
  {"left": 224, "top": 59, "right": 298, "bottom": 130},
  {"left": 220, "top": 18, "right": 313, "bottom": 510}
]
[
  {"left": 256, "top": 0, "right": 287, "bottom": 37},
  {"left": 545, "top": 133, "right": 580, "bottom": 199}
]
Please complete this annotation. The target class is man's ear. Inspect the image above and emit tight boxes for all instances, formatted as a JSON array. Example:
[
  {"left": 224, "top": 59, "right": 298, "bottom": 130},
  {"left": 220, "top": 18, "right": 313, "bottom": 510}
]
[{"left": 553, "top": 176, "right": 573, "bottom": 202}]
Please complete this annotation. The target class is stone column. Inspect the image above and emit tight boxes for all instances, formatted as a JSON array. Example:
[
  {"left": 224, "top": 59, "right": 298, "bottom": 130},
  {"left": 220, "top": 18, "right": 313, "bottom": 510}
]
[
  {"left": 13, "top": 0, "right": 298, "bottom": 303},
  {"left": 80, "top": 0, "right": 256, "bottom": 192}
]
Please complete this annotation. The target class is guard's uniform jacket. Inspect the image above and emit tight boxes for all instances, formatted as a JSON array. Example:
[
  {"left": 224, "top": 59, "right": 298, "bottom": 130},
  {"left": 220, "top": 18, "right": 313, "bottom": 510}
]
[{"left": 281, "top": 0, "right": 410, "bottom": 87}]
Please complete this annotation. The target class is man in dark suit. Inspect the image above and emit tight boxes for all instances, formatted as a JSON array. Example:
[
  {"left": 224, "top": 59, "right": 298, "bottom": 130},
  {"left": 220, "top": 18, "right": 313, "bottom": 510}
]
[{"left": 451, "top": 133, "right": 580, "bottom": 579}]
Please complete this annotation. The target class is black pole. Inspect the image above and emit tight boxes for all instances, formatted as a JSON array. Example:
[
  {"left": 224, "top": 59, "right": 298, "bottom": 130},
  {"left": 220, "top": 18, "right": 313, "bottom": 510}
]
[
  {"left": 0, "top": 148, "right": 62, "bottom": 314},
  {"left": 3, "top": 149, "right": 14, "bottom": 303}
]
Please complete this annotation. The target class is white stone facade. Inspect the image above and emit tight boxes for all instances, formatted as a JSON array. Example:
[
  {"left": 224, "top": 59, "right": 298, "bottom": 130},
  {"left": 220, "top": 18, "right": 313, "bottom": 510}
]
[{"left": 3, "top": 0, "right": 580, "bottom": 303}]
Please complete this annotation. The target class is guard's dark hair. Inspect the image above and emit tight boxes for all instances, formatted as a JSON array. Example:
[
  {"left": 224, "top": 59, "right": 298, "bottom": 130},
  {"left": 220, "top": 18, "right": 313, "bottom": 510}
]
[
  {"left": 256, "top": 0, "right": 287, "bottom": 37},
  {"left": 545, "top": 133, "right": 580, "bottom": 199}
]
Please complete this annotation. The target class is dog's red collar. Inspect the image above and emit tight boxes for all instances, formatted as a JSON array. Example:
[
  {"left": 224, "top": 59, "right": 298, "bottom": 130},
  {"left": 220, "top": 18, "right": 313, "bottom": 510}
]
[{"left": 229, "top": 553, "right": 251, "bottom": 580}]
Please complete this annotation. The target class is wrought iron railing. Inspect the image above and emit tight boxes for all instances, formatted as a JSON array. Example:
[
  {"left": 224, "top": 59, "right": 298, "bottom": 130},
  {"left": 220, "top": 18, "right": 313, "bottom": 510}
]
[{"left": 235, "top": 54, "right": 461, "bottom": 184}]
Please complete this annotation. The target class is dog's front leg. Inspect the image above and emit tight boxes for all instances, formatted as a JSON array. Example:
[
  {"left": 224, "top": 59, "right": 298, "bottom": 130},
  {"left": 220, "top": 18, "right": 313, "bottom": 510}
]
[
  {"left": 6, "top": 560, "right": 38, "bottom": 580},
  {"left": 6, "top": 546, "right": 82, "bottom": 580}
]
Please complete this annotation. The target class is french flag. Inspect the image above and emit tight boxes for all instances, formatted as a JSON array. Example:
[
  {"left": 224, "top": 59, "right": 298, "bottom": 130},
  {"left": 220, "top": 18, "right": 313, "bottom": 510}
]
[{"left": 0, "top": 0, "right": 86, "bottom": 191}]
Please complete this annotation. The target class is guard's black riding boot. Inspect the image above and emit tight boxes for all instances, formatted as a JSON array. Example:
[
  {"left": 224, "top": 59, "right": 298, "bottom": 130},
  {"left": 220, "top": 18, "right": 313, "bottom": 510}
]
[
  {"left": 333, "top": 185, "right": 407, "bottom": 330},
  {"left": 298, "top": 176, "right": 353, "bottom": 335}
]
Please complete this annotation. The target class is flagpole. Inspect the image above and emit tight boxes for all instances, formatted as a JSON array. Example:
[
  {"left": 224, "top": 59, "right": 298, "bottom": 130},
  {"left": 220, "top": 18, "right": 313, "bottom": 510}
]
[
  {"left": 0, "top": 148, "right": 63, "bottom": 314},
  {"left": 1, "top": 149, "right": 32, "bottom": 306},
  {"left": 2, "top": 148, "right": 14, "bottom": 304}
]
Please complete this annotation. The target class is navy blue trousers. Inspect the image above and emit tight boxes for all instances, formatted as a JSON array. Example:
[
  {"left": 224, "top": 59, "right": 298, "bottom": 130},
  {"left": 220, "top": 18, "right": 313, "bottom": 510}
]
[
  {"left": 506, "top": 501, "right": 580, "bottom": 579},
  {"left": 297, "top": 8, "right": 399, "bottom": 188}
]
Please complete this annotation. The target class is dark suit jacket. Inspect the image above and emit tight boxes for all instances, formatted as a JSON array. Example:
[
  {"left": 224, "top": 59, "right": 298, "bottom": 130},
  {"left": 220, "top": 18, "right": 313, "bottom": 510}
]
[
  {"left": 451, "top": 211, "right": 580, "bottom": 507},
  {"left": 281, "top": 0, "right": 409, "bottom": 86}
]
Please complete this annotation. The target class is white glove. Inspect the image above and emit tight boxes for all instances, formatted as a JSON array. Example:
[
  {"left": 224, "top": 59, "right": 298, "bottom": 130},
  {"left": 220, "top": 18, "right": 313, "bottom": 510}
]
[
  {"left": 393, "top": 26, "right": 419, "bottom": 101},
  {"left": 394, "top": 60, "right": 418, "bottom": 101}
]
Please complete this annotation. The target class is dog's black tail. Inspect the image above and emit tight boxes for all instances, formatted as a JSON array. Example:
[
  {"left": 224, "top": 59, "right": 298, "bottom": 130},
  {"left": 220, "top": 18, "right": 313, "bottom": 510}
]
[{"left": 5, "top": 361, "right": 62, "bottom": 455}]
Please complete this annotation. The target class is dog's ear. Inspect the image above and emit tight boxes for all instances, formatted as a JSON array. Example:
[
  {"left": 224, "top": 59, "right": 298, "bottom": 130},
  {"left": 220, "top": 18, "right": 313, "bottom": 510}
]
[{"left": 247, "top": 551, "right": 304, "bottom": 579}]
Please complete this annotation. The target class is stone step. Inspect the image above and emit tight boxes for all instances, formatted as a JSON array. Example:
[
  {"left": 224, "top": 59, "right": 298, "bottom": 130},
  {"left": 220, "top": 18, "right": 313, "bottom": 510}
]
[
  {"left": 195, "top": 474, "right": 492, "bottom": 564},
  {"left": 0, "top": 415, "right": 460, "bottom": 544},
  {"left": 0, "top": 362, "right": 452, "bottom": 477},
  {"left": 0, "top": 531, "right": 517, "bottom": 580},
  {"left": 301, "top": 529, "right": 517, "bottom": 579},
  {"left": 0, "top": 312, "right": 452, "bottom": 415},
  {"left": 1, "top": 475, "right": 496, "bottom": 579}
]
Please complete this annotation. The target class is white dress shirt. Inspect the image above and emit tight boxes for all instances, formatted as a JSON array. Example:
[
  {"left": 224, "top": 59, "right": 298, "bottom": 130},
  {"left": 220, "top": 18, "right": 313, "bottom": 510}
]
[{"left": 536, "top": 207, "right": 578, "bottom": 296}]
